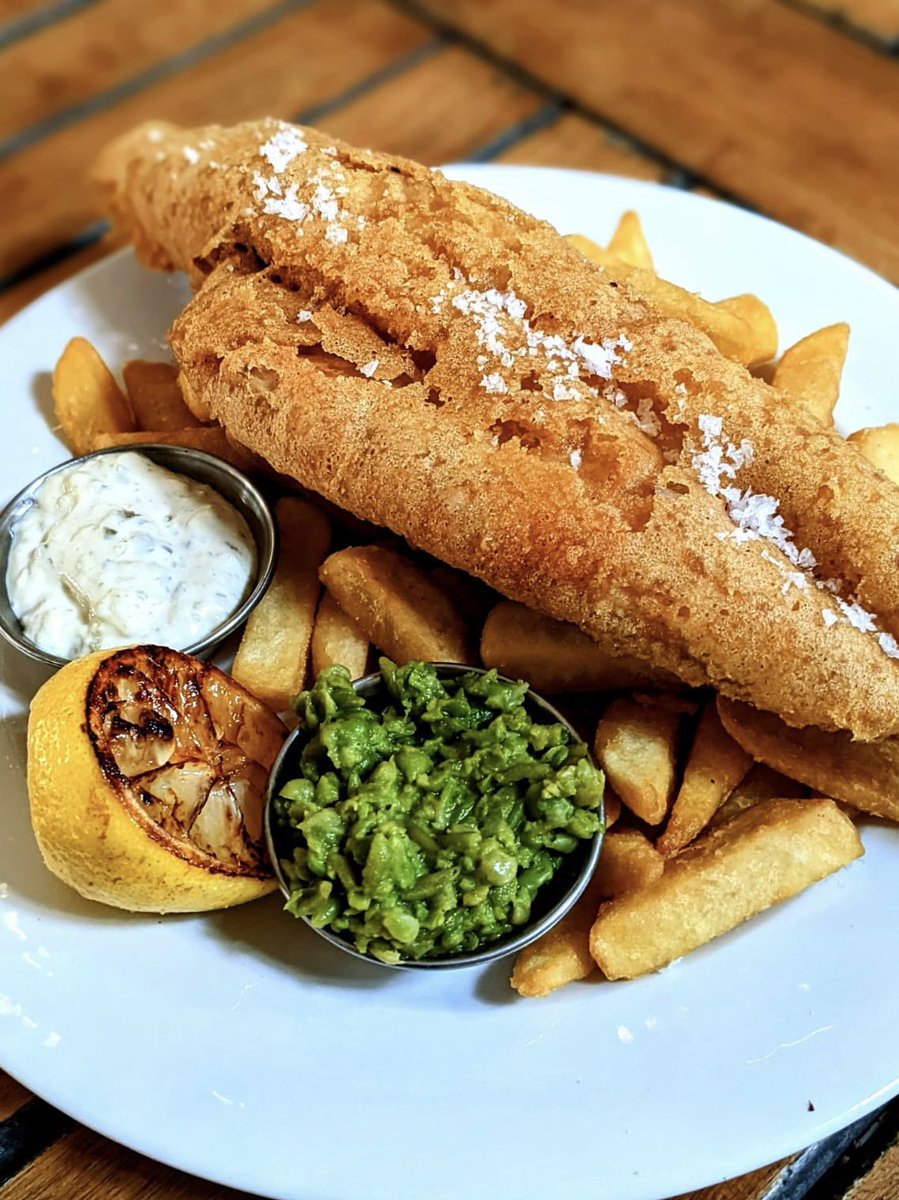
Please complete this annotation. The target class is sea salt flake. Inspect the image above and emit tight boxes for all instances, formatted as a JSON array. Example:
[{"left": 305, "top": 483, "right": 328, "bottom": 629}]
[
  {"left": 297, "top": 309, "right": 313, "bottom": 322},
  {"left": 822, "top": 608, "right": 839, "bottom": 627},
  {"left": 838, "top": 599, "right": 877, "bottom": 633},
  {"left": 569, "top": 448, "right": 583, "bottom": 469},
  {"left": 325, "top": 224, "right": 348, "bottom": 245},
  {"left": 260, "top": 126, "right": 308, "bottom": 173},
  {"left": 553, "top": 382, "right": 581, "bottom": 401},
  {"left": 263, "top": 185, "right": 308, "bottom": 223},
  {"left": 360, "top": 359, "right": 379, "bottom": 378},
  {"left": 481, "top": 373, "right": 507, "bottom": 394},
  {"left": 879, "top": 632, "right": 899, "bottom": 659},
  {"left": 182, "top": 146, "right": 200, "bottom": 164}
]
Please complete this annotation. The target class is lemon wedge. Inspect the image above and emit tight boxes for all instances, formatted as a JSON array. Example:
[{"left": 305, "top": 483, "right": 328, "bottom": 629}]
[{"left": 27, "top": 645, "right": 286, "bottom": 912}]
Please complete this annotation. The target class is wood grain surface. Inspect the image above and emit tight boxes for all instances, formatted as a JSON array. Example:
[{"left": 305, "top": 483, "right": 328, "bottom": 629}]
[{"left": 0, "top": 0, "right": 896, "bottom": 1198}]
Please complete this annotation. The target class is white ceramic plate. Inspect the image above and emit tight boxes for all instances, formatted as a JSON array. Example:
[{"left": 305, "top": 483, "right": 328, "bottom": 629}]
[{"left": 1, "top": 166, "right": 898, "bottom": 1200}]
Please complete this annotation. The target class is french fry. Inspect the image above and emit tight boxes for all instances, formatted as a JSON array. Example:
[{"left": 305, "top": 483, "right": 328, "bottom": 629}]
[
  {"left": 123, "top": 359, "right": 205, "bottom": 431},
  {"left": 510, "top": 868, "right": 603, "bottom": 999},
  {"left": 595, "top": 828, "right": 665, "bottom": 897},
  {"left": 717, "top": 696, "right": 899, "bottom": 821},
  {"left": 604, "top": 788, "right": 622, "bottom": 828},
  {"left": 319, "top": 545, "right": 473, "bottom": 665},
  {"left": 53, "top": 336, "right": 136, "bottom": 455},
  {"left": 773, "top": 322, "right": 849, "bottom": 425},
  {"left": 607, "top": 210, "right": 654, "bottom": 271},
  {"left": 590, "top": 798, "right": 863, "bottom": 979},
  {"left": 593, "top": 698, "right": 681, "bottom": 825},
  {"left": 90, "top": 426, "right": 258, "bottom": 473},
  {"left": 566, "top": 234, "right": 773, "bottom": 366},
  {"left": 716, "top": 294, "right": 778, "bottom": 365},
  {"left": 656, "top": 700, "right": 752, "bottom": 857},
  {"left": 480, "top": 601, "right": 681, "bottom": 693},
  {"left": 310, "top": 589, "right": 370, "bottom": 680},
  {"left": 712, "top": 763, "right": 807, "bottom": 828},
  {"left": 231, "top": 498, "right": 331, "bottom": 711},
  {"left": 848, "top": 423, "right": 899, "bottom": 486},
  {"left": 509, "top": 824, "right": 664, "bottom": 998}
]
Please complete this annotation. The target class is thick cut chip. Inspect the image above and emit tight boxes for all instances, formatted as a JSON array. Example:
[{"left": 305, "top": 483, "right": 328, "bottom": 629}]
[
  {"left": 566, "top": 234, "right": 773, "bottom": 365},
  {"left": 773, "top": 323, "right": 849, "bottom": 425},
  {"left": 53, "top": 336, "right": 136, "bottom": 455},
  {"left": 510, "top": 869, "right": 604, "bottom": 998},
  {"left": 123, "top": 359, "right": 206, "bottom": 431},
  {"left": 595, "top": 828, "right": 665, "bottom": 897},
  {"left": 718, "top": 697, "right": 899, "bottom": 821},
  {"left": 607, "top": 210, "right": 654, "bottom": 271},
  {"left": 320, "top": 544, "right": 473, "bottom": 665},
  {"left": 712, "top": 762, "right": 807, "bottom": 828},
  {"left": 848, "top": 423, "right": 899, "bottom": 486},
  {"left": 480, "top": 601, "right": 680, "bottom": 692},
  {"left": 593, "top": 698, "right": 681, "bottom": 825},
  {"left": 27, "top": 645, "right": 285, "bottom": 912},
  {"left": 232, "top": 498, "right": 331, "bottom": 711},
  {"left": 90, "top": 424, "right": 258, "bottom": 472},
  {"left": 590, "top": 798, "right": 862, "bottom": 979},
  {"left": 716, "top": 294, "right": 778, "bottom": 365},
  {"left": 656, "top": 700, "right": 752, "bottom": 857},
  {"left": 311, "top": 588, "right": 370, "bottom": 679}
]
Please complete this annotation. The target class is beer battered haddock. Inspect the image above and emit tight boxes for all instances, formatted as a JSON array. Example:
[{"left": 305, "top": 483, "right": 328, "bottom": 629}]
[{"left": 93, "top": 118, "right": 899, "bottom": 739}]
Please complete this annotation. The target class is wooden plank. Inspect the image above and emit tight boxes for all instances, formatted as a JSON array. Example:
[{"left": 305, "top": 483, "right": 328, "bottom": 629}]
[
  {"left": 0, "top": 1073, "right": 33, "bottom": 1121},
  {"left": 497, "top": 110, "right": 667, "bottom": 180},
  {"left": 2, "top": 1125, "right": 252, "bottom": 1198},
  {"left": 0, "top": 0, "right": 431, "bottom": 280},
  {"left": 0, "top": 232, "right": 121, "bottom": 324},
  {"left": 411, "top": 0, "right": 899, "bottom": 281},
  {"left": 846, "top": 1136, "right": 899, "bottom": 1197},
  {"left": 0, "top": 0, "right": 278, "bottom": 143},
  {"left": 0, "top": 0, "right": 54, "bottom": 19},
  {"left": 800, "top": 0, "right": 899, "bottom": 41},
  {"left": 0, "top": 40, "right": 549, "bottom": 323},
  {"left": 312, "top": 43, "right": 543, "bottom": 165},
  {"left": 674, "top": 1157, "right": 793, "bottom": 1199}
]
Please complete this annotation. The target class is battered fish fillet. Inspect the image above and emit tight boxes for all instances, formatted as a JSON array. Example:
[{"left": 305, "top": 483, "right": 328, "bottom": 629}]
[{"left": 93, "top": 119, "right": 899, "bottom": 738}]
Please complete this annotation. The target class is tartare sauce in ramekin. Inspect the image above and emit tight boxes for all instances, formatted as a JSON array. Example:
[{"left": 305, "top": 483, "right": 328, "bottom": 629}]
[{"left": 6, "top": 451, "right": 256, "bottom": 659}]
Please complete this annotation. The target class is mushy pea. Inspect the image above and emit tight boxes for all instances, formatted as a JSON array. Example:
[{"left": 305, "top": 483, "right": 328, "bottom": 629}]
[{"left": 271, "top": 660, "right": 604, "bottom": 964}]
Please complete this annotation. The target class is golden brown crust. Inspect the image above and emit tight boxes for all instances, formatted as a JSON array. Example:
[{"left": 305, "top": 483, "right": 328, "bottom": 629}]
[{"left": 93, "top": 119, "right": 899, "bottom": 738}]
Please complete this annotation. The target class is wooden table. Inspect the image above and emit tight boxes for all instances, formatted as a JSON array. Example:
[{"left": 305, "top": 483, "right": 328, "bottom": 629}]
[{"left": 1, "top": 1, "right": 897, "bottom": 1197}]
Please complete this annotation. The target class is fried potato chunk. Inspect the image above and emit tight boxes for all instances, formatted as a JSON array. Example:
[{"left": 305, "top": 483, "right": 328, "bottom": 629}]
[
  {"left": 320, "top": 545, "right": 473, "bottom": 665},
  {"left": 656, "top": 700, "right": 752, "bottom": 857},
  {"left": 90, "top": 425, "right": 258, "bottom": 472},
  {"left": 718, "top": 697, "right": 899, "bottom": 821},
  {"left": 232, "top": 498, "right": 331, "bottom": 711},
  {"left": 566, "top": 234, "right": 774, "bottom": 365},
  {"left": 593, "top": 698, "right": 681, "bottom": 825},
  {"left": 53, "top": 336, "right": 135, "bottom": 455},
  {"left": 607, "top": 210, "right": 654, "bottom": 271},
  {"left": 480, "top": 601, "right": 680, "bottom": 693},
  {"left": 510, "top": 872, "right": 603, "bottom": 998},
  {"left": 595, "top": 828, "right": 665, "bottom": 897},
  {"left": 712, "top": 763, "right": 808, "bottom": 828},
  {"left": 773, "top": 323, "right": 849, "bottom": 425},
  {"left": 123, "top": 359, "right": 206, "bottom": 431},
  {"left": 848, "top": 423, "right": 899, "bottom": 486},
  {"left": 590, "top": 799, "right": 862, "bottom": 979},
  {"left": 310, "top": 589, "right": 370, "bottom": 680}
]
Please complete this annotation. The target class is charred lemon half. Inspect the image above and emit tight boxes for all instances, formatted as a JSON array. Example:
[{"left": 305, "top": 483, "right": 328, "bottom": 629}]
[{"left": 27, "top": 645, "right": 285, "bottom": 912}]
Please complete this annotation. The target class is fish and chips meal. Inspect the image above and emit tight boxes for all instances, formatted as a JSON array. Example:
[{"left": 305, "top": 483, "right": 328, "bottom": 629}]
[{"left": 7, "top": 117, "right": 899, "bottom": 985}]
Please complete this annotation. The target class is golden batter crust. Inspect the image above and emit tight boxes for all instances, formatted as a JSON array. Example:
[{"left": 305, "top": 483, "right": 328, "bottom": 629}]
[{"left": 94, "top": 118, "right": 899, "bottom": 738}]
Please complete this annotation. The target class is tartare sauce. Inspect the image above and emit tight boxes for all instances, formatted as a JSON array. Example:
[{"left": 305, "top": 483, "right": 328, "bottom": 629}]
[{"left": 7, "top": 452, "right": 257, "bottom": 659}]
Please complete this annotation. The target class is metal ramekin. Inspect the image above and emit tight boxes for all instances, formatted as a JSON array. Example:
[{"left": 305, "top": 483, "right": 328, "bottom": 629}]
[
  {"left": 0, "top": 443, "right": 278, "bottom": 669},
  {"left": 265, "top": 662, "right": 605, "bottom": 970}
]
